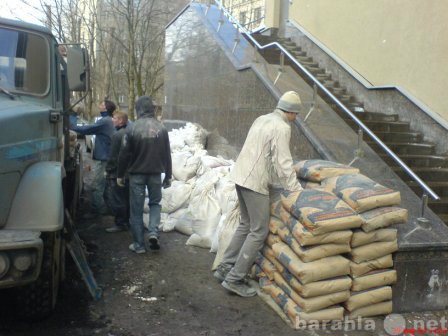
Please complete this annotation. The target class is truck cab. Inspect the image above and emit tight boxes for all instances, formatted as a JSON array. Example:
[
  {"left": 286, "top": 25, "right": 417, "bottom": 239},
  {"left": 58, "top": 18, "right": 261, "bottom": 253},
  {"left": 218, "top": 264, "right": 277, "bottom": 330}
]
[{"left": 0, "top": 17, "right": 87, "bottom": 319}]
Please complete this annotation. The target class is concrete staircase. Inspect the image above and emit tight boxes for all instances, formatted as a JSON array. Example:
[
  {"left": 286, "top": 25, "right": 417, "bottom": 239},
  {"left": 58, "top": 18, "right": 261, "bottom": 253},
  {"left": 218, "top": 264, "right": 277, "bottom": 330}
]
[{"left": 252, "top": 33, "right": 448, "bottom": 225}]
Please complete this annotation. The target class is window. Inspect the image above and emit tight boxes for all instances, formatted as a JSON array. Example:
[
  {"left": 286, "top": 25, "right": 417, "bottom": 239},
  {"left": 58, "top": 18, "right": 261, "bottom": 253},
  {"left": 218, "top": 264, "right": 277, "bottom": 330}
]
[
  {"left": 239, "top": 11, "right": 247, "bottom": 25},
  {"left": 253, "top": 7, "right": 262, "bottom": 22},
  {"left": 0, "top": 27, "right": 49, "bottom": 95}
]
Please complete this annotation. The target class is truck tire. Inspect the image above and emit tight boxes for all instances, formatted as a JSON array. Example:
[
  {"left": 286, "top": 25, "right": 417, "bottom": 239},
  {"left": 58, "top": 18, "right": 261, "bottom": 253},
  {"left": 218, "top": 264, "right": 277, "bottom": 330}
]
[{"left": 16, "top": 231, "right": 64, "bottom": 321}]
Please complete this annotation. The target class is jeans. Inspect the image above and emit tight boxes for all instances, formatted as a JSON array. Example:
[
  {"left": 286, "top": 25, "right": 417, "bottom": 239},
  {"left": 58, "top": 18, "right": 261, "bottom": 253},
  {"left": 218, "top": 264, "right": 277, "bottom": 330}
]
[
  {"left": 129, "top": 173, "right": 162, "bottom": 248},
  {"left": 221, "top": 185, "right": 270, "bottom": 283},
  {"left": 91, "top": 160, "right": 107, "bottom": 213},
  {"left": 104, "top": 178, "right": 129, "bottom": 227}
]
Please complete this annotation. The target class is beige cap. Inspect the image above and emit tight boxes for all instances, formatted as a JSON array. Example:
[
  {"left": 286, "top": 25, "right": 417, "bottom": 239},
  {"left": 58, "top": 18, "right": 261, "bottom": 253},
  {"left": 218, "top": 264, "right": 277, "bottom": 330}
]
[{"left": 276, "top": 91, "right": 302, "bottom": 113}]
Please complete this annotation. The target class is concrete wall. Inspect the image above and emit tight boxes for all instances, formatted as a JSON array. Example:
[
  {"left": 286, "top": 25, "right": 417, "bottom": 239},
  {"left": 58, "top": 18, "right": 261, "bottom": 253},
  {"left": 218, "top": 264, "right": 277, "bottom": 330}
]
[{"left": 275, "top": 0, "right": 448, "bottom": 123}]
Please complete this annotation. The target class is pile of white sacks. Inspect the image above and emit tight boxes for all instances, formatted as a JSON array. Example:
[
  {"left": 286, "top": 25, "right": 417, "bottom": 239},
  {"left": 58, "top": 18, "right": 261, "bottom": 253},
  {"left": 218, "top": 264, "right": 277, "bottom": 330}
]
[{"left": 143, "top": 123, "right": 240, "bottom": 268}]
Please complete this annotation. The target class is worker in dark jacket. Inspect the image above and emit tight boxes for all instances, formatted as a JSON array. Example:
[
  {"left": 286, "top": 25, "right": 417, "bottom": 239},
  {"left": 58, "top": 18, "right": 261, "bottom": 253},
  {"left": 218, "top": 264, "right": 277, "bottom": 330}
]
[
  {"left": 104, "top": 111, "right": 131, "bottom": 233},
  {"left": 71, "top": 100, "right": 116, "bottom": 216},
  {"left": 117, "top": 96, "right": 172, "bottom": 254}
]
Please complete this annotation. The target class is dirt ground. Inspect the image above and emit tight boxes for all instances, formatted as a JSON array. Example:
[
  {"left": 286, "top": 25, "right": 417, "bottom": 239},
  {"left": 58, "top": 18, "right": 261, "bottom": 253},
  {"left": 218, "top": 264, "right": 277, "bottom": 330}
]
[{"left": 1, "top": 142, "right": 447, "bottom": 336}]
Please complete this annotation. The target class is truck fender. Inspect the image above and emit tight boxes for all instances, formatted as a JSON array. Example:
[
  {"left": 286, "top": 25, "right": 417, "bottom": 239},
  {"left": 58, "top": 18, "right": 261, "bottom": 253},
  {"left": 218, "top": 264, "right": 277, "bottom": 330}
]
[{"left": 5, "top": 162, "right": 65, "bottom": 232}]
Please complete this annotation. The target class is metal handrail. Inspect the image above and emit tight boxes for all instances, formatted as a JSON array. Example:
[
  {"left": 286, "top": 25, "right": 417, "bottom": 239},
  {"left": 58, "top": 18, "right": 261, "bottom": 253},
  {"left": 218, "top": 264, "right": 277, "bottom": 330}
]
[{"left": 206, "top": 0, "right": 440, "bottom": 201}]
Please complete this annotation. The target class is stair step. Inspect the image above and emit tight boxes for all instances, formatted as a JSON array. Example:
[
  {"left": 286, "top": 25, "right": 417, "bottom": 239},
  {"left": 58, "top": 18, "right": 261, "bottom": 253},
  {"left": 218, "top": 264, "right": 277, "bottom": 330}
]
[
  {"left": 428, "top": 198, "right": 448, "bottom": 214},
  {"left": 345, "top": 119, "right": 411, "bottom": 132},
  {"left": 408, "top": 181, "right": 448, "bottom": 198},
  {"left": 365, "top": 141, "right": 436, "bottom": 155},
  {"left": 290, "top": 50, "right": 307, "bottom": 57},
  {"left": 316, "top": 73, "right": 332, "bottom": 81},
  {"left": 296, "top": 56, "right": 313, "bottom": 63},
  {"left": 304, "top": 65, "right": 325, "bottom": 74},
  {"left": 379, "top": 154, "right": 448, "bottom": 168},
  {"left": 393, "top": 167, "right": 448, "bottom": 182},
  {"left": 328, "top": 86, "right": 346, "bottom": 95},
  {"left": 343, "top": 111, "right": 399, "bottom": 122},
  {"left": 374, "top": 131, "right": 423, "bottom": 143}
]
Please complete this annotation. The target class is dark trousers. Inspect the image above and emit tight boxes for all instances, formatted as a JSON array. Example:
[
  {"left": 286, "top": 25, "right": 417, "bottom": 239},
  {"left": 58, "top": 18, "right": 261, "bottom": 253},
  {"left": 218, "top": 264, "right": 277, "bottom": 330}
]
[{"left": 104, "top": 178, "right": 130, "bottom": 227}]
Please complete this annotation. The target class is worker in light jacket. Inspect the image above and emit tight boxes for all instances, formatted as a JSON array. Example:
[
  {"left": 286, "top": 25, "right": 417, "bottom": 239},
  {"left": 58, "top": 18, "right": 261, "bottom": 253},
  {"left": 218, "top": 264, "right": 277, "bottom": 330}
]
[{"left": 215, "top": 91, "right": 303, "bottom": 297}]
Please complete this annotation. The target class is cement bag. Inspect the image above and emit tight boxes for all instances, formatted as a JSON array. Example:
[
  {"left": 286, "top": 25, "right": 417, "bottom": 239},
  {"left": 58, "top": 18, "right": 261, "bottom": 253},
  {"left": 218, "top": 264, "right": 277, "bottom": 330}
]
[
  {"left": 281, "top": 189, "right": 363, "bottom": 234},
  {"left": 361, "top": 206, "right": 408, "bottom": 232},
  {"left": 322, "top": 174, "right": 401, "bottom": 212},
  {"left": 344, "top": 286, "right": 392, "bottom": 312},
  {"left": 161, "top": 208, "right": 189, "bottom": 233},
  {"left": 294, "top": 159, "right": 360, "bottom": 182},
  {"left": 214, "top": 176, "right": 238, "bottom": 214},
  {"left": 351, "top": 269, "right": 397, "bottom": 291},
  {"left": 261, "top": 245, "right": 285, "bottom": 273},
  {"left": 174, "top": 209, "right": 194, "bottom": 235},
  {"left": 211, "top": 205, "right": 240, "bottom": 269},
  {"left": 161, "top": 181, "right": 192, "bottom": 213},
  {"left": 269, "top": 216, "right": 286, "bottom": 234},
  {"left": 279, "top": 266, "right": 352, "bottom": 298},
  {"left": 277, "top": 226, "right": 351, "bottom": 262},
  {"left": 210, "top": 214, "right": 226, "bottom": 253},
  {"left": 350, "top": 254, "right": 393, "bottom": 278},
  {"left": 350, "top": 240, "right": 398, "bottom": 263},
  {"left": 279, "top": 205, "right": 352, "bottom": 246},
  {"left": 351, "top": 228, "right": 397, "bottom": 247},
  {"left": 348, "top": 300, "right": 392, "bottom": 318},
  {"left": 270, "top": 200, "right": 284, "bottom": 219},
  {"left": 255, "top": 253, "right": 277, "bottom": 280},
  {"left": 266, "top": 234, "right": 282, "bottom": 248},
  {"left": 274, "top": 272, "right": 349, "bottom": 312},
  {"left": 171, "top": 151, "right": 201, "bottom": 182},
  {"left": 268, "top": 284, "right": 344, "bottom": 324},
  {"left": 272, "top": 242, "right": 350, "bottom": 284}
]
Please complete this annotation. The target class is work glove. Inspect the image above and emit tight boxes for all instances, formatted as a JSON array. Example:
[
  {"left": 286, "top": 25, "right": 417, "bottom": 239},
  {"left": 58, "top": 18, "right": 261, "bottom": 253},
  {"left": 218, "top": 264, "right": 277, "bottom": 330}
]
[
  {"left": 117, "top": 178, "right": 125, "bottom": 187},
  {"left": 162, "top": 177, "right": 172, "bottom": 189}
]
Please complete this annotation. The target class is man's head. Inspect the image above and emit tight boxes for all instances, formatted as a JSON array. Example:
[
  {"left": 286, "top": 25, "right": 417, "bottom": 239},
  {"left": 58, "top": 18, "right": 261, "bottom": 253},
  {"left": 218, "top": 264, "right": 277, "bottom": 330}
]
[
  {"left": 135, "top": 96, "right": 155, "bottom": 118},
  {"left": 100, "top": 100, "right": 117, "bottom": 116},
  {"left": 276, "top": 91, "right": 302, "bottom": 121},
  {"left": 112, "top": 111, "right": 128, "bottom": 128}
]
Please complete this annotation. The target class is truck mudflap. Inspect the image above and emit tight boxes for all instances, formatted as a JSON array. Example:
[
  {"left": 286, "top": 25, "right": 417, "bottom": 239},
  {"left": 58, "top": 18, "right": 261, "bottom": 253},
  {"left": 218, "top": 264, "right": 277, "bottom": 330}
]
[{"left": 0, "top": 230, "right": 43, "bottom": 288}]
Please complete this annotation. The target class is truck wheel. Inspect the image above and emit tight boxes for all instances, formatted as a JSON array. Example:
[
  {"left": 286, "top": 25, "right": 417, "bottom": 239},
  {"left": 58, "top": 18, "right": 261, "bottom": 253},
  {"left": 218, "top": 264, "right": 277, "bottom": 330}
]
[{"left": 16, "top": 231, "right": 63, "bottom": 321}]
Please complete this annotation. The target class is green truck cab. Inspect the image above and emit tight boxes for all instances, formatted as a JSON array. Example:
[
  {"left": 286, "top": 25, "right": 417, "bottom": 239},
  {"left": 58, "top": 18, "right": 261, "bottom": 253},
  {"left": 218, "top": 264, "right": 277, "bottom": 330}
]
[{"left": 0, "top": 17, "right": 88, "bottom": 319}]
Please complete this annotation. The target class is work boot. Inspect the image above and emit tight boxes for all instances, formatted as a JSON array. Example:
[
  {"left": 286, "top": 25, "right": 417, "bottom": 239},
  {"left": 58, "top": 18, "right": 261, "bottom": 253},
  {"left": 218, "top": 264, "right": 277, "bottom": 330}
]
[
  {"left": 147, "top": 235, "right": 160, "bottom": 250},
  {"left": 129, "top": 243, "right": 146, "bottom": 254},
  {"left": 105, "top": 225, "right": 127, "bottom": 233},
  {"left": 221, "top": 280, "right": 257, "bottom": 297},
  {"left": 213, "top": 264, "right": 232, "bottom": 282}
]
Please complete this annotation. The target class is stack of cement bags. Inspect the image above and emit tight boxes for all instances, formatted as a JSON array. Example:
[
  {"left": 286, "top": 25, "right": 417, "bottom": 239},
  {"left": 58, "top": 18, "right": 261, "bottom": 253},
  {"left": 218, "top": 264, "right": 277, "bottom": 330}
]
[
  {"left": 254, "top": 159, "right": 407, "bottom": 325},
  {"left": 319, "top": 171, "right": 407, "bottom": 318}
]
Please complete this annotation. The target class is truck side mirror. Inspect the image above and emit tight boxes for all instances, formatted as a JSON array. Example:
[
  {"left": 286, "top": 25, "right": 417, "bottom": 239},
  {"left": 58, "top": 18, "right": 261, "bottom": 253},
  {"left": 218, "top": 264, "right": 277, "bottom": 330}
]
[{"left": 67, "top": 46, "right": 89, "bottom": 92}]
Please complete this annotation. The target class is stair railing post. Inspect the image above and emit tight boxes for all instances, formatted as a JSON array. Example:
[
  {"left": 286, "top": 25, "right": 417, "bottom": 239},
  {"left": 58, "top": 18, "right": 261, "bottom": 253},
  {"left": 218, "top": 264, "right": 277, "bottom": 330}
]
[
  {"left": 205, "top": 0, "right": 211, "bottom": 16},
  {"left": 232, "top": 27, "right": 240, "bottom": 54},
  {"left": 348, "top": 129, "right": 364, "bottom": 166},
  {"left": 304, "top": 84, "right": 318, "bottom": 122},
  {"left": 273, "top": 51, "right": 284, "bottom": 85},
  {"left": 217, "top": 8, "right": 224, "bottom": 32},
  {"left": 416, "top": 193, "right": 431, "bottom": 229}
]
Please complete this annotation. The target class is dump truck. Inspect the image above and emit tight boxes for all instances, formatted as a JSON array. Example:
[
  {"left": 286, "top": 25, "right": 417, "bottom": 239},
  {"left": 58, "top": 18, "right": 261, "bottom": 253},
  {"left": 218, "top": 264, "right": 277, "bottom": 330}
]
[{"left": 0, "top": 17, "right": 89, "bottom": 319}]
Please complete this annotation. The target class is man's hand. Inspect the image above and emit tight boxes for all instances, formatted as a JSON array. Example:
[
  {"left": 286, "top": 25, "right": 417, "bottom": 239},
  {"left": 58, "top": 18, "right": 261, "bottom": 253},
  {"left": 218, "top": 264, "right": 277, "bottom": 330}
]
[
  {"left": 162, "top": 178, "right": 172, "bottom": 189},
  {"left": 117, "top": 178, "right": 125, "bottom": 187}
]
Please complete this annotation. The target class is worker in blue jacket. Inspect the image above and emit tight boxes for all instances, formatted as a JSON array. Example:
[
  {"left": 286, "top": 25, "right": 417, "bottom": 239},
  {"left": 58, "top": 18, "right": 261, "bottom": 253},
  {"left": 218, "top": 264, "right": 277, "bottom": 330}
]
[{"left": 71, "top": 100, "right": 116, "bottom": 217}]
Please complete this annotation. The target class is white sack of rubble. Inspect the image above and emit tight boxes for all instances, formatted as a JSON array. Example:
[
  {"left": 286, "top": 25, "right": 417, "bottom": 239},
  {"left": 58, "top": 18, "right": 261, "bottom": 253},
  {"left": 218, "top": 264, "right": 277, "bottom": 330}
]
[
  {"left": 215, "top": 176, "right": 238, "bottom": 214},
  {"left": 196, "top": 155, "right": 234, "bottom": 176},
  {"left": 212, "top": 205, "right": 240, "bottom": 270},
  {"left": 171, "top": 151, "right": 201, "bottom": 182},
  {"left": 182, "top": 122, "right": 208, "bottom": 148},
  {"left": 210, "top": 214, "right": 226, "bottom": 253},
  {"left": 161, "top": 181, "right": 192, "bottom": 213},
  {"left": 186, "top": 170, "right": 222, "bottom": 249},
  {"left": 159, "top": 208, "right": 191, "bottom": 233},
  {"left": 174, "top": 208, "right": 194, "bottom": 235},
  {"left": 168, "top": 131, "right": 186, "bottom": 152}
]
